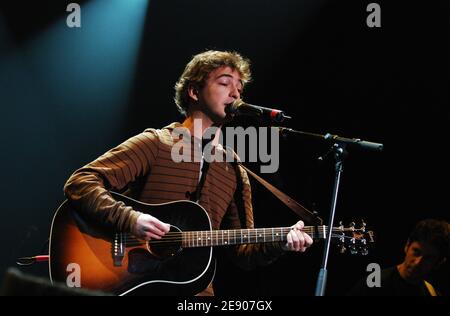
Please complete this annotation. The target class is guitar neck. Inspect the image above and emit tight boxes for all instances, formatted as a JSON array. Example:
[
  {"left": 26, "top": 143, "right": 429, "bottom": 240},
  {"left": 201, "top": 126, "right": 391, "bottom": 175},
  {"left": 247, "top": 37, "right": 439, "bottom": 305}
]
[{"left": 181, "top": 226, "right": 331, "bottom": 248}]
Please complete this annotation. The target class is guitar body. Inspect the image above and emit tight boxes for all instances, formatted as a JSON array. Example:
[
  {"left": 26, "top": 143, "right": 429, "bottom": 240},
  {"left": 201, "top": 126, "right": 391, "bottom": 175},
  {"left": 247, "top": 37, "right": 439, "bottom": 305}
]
[{"left": 49, "top": 193, "right": 215, "bottom": 296}]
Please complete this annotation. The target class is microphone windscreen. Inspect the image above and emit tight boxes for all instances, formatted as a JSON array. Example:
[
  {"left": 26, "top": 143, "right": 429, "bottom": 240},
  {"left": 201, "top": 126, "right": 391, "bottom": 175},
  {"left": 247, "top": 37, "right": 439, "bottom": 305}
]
[{"left": 225, "top": 100, "right": 242, "bottom": 114}]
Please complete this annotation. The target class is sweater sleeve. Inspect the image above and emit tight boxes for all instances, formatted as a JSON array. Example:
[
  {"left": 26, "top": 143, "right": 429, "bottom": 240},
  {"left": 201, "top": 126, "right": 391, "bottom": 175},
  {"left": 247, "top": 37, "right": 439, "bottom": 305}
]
[
  {"left": 220, "top": 164, "right": 285, "bottom": 270},
  {"left": 63, "top": 129, "right": 159, "bottom": 233}
]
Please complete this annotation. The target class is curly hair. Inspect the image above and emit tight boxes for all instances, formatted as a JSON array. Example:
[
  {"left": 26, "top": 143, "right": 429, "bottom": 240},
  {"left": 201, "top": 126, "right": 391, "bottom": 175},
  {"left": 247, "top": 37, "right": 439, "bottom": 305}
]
[
  {"left": 408, "top": 219, "right": 450, "bottom": 259},
  {"left": 174, "top": 50, "right": 252, "bottom": 116}
]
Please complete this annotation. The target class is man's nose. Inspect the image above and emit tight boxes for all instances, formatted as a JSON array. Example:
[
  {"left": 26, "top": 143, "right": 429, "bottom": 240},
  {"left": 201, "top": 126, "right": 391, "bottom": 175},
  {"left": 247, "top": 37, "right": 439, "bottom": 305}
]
[
  {"left": 414, "top": 256, "right": 424, "bottom": 265},
  {"left": 229, "top": 85, "right": 240, "bottom": 99}
]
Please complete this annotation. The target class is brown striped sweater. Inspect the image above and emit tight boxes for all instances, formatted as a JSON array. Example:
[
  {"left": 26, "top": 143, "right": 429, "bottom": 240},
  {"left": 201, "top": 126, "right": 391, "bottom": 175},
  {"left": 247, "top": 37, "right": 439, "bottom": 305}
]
[{"left": 64, "top": 122, "right": 284, "bottom": 294}]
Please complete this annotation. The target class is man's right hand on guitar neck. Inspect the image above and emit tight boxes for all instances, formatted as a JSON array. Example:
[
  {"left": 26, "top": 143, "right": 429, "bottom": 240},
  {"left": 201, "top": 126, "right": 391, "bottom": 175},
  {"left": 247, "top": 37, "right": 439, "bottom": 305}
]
[{"left": 133, "top": 213, "right": 171, "bottom": 240}]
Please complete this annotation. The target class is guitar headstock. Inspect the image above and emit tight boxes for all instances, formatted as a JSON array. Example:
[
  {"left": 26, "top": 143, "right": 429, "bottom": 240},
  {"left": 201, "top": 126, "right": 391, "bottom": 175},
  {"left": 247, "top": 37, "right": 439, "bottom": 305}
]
[{"left": 334, "top": 220, "right": 375, "bottom": 256}]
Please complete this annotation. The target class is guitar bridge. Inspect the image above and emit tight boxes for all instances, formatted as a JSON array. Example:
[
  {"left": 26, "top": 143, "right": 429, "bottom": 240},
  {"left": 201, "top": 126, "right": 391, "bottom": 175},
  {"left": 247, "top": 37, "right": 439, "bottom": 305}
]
[{"left": 113, "top": 233, "right": 125, "bottom": 266}]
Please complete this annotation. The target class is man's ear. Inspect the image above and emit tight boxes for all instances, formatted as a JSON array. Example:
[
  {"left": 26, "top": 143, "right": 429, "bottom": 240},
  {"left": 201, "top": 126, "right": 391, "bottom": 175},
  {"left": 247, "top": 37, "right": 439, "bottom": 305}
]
[{"left": 187, "top": 85, "right": 199, "bottom": 102}]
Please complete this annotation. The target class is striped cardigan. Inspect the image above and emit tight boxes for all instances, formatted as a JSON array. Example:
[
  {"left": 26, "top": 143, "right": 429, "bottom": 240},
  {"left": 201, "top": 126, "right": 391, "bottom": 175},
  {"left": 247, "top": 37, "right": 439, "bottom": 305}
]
[{"left": 64, "top": 122, "right": 284, "bottom": 293}]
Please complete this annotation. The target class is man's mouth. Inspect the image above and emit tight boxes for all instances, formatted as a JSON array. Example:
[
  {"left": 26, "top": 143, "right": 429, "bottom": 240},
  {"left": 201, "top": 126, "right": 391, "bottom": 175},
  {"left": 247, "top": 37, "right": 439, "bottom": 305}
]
[
  {"left": 224, "top": 102, "right": 237, "bottom": 115},
  {"left": 406, "top": 266, "right": 421, "bottom": 277}
]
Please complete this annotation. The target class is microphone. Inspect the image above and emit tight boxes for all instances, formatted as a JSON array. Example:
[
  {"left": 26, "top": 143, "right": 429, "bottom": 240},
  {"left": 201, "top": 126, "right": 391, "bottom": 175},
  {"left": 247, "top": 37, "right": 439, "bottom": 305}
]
[{"left": 226, "top": 100, "right": 292, "bottom": 123}]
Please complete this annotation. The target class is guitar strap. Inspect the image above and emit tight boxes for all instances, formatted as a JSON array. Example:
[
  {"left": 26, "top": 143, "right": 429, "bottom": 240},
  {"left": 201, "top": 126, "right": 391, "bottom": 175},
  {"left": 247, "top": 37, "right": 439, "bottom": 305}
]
[
  {"left": 193, "top": 158, "right": 210, "bottom": 203},
  {"left": 236, "top": 162, "right": 323, "bottom": 226}
]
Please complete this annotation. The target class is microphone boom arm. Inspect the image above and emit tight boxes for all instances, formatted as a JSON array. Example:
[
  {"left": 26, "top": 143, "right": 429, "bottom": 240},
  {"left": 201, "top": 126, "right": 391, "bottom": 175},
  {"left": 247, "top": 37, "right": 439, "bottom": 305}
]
[{"left": 277, "top": 127, "right": 383, "bottom": 152}]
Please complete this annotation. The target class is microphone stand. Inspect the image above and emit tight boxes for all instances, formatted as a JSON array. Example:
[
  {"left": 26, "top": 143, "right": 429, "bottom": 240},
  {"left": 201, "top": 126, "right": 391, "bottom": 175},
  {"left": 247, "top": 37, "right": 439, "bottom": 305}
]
[
  {"left": 314, "top": 142, "right": 345, "bottom": 296},
  {"left": 276, "top": 127, "right": 383, "bottom": 296}
]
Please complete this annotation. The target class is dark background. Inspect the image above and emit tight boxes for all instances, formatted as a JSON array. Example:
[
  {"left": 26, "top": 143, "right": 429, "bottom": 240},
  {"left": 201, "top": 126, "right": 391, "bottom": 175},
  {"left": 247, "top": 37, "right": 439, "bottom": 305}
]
[{"left": 0, "top": 0, "right": 448, "bottom": 296}]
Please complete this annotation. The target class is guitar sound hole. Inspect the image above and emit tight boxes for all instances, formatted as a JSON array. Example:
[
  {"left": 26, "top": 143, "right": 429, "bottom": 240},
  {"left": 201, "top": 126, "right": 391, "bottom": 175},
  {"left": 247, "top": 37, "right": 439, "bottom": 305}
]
[{"left": 147, "top": 225, "right": 182, "bottom": 259}]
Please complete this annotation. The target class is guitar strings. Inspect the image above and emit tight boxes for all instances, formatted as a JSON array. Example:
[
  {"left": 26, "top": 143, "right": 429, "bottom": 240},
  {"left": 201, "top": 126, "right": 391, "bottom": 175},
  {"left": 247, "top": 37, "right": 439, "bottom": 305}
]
[
  {"left": 122, "top": 233, "right": 358, "bottom": 247},
  {"left": 121, "top": 232, "right": 360, "bottom": 247},
  {"left": 122, "top": 227, "right": 358, "bottom": 242},
  {"left": 122, "top": 228, "right": 359, "bottom": 243}
]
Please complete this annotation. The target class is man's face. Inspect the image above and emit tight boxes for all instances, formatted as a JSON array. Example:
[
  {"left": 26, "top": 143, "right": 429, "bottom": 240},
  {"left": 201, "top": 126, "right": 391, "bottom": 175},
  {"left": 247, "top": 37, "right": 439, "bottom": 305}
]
[
  {"left": 196, "top": 66, "right": 243, "bottom": 124},
  {"left": 402, "top": 241, "right": 443, "bottom": 281}
]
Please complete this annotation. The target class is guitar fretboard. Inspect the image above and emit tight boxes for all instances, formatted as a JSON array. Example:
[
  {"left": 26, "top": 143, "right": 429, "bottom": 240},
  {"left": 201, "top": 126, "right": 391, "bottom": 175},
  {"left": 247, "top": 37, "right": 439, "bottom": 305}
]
[{"left": 181, "top": 226, "right": 331, "bottom": 248}]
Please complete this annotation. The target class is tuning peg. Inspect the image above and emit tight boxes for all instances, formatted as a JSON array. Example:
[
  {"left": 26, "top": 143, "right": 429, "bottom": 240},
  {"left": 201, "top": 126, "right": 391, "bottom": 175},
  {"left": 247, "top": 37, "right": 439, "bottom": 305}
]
[
  {"left": 360, "top": 219, "right": 367, "bottom": 231},
  {"left": 339, "top": 244, "right": 346, "bottom": 254},
  {"left": 349, "top": 245, "right": 357, "bottom": 255},
  {"left": 349, "top": 237, "right": 357, "bottom": 255},
  {"left": 359, "top": 246, "right": 369, "bottom": 256},
  {"left": 349, "top": 222, "right": 355, "bottom": 231}
]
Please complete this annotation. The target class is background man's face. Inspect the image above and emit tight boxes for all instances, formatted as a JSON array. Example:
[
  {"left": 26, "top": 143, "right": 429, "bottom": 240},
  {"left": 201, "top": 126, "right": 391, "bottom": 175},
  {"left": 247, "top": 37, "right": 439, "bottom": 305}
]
[{"left": 403, "top": 241, "right": 442, "bottom": 280}]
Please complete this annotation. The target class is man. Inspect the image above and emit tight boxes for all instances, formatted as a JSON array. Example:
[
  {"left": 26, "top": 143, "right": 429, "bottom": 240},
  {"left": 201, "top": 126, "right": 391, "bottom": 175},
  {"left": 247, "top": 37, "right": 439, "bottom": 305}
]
[
  {"left": 64, "top": 50, "right": 313, "bottom": 295},
  {"left": 348, "top": 218, "right": 449, "bottom": 296}
]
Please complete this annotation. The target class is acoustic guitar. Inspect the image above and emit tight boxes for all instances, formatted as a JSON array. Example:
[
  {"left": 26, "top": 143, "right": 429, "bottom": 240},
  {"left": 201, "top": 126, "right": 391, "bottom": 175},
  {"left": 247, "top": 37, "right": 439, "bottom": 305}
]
[{"left": 49, "top": 192, "right": 373, "bottom": 295}]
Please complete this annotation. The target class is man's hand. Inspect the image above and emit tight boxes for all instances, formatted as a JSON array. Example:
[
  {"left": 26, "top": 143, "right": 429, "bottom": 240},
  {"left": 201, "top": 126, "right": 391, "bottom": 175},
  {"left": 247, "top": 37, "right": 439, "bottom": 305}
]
[
  {"left": 282, "top": 220, "right": 313, "bottom": 252},
  {"left": 133, "top": 213, "right": 170, "bottom": 240}
]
